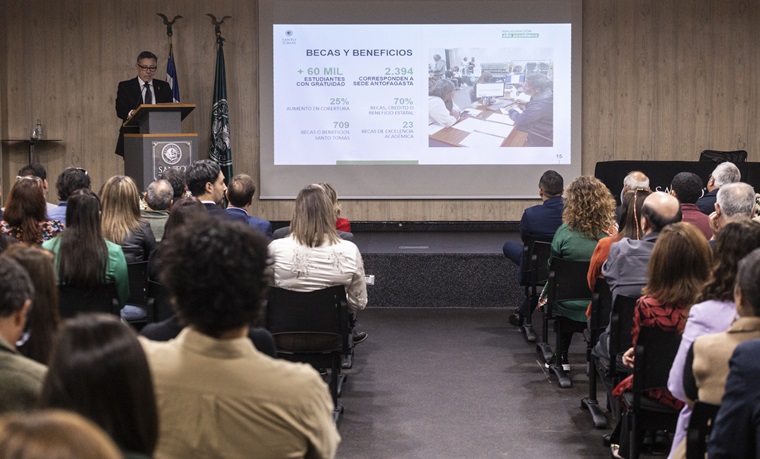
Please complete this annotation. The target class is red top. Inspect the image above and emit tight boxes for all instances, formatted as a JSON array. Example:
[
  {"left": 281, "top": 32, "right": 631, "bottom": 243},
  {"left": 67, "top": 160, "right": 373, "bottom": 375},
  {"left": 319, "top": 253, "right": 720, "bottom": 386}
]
[{"left": 336, "top": 218, "right": 351, "bottom": 232}]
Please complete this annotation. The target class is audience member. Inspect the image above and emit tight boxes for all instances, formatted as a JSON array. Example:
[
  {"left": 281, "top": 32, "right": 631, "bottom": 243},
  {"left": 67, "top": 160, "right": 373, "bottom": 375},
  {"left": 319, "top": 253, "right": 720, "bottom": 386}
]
[
  {"left": 225, "top": 173, "right": 273, "bottom": 239},
  {"left": 270, "top": 184, "right": 369, "bottom": 346},
  {"left": 586, "top": 188, "right": 651, "bottom": 314},
  {"left": 143, "top": 215, "right": 340, "bottom": 458},
  {"left": 707, "top": 312, "right": 760, "bottom": 457},
  {"left": 100, "top": 175, "right": 156, "bottom": 264},
  {"left": 696, "top": 161, "right": 741, "bottom": 215},
  {"left": 672, "top": 246, "right": 760, "bottom": 458},
  {"left": 541, "top": 176, "right": 616, "bottom": 371},
  {"left": 1, "top": 176, "right": 64, "bottom": 245},
  {"left": 2, "top": 245, "right": 60, "bottom": 365},
  {"left": 49, "top": 167, "right": 91, "bottom": 225},
  {"left": 42, "top": 189, "right": 128, "bottom": 309},
  {"left": 670, "top": 171, "right": 712, "bottom": 239},
  {"left": 0, "top": 257, "right": 46, "bottom": 413},
  {"left": 609, "top": 222, "right": 712, "bottom": 458},
  {"left": 17, "top": 164, "right": 57, "bottom": 213},
  {"left": 40, "top": 314, "right": 157, "bottom": 458},
  {"left": 146, "top": 196, "right": 206, "bottom": 283},
  {"left": 185, "top": 159, "right": 229, "bottom": 216},
  {"left": 141, "top": 179, "right": 172, "bottom": 242},
  {"left": 709, "top": 181, "right": 756, "bottom": 237},
  {"left": 0, "top": 410, "right": 122, "bottom": 459},
  {"left": 504, "top": 170, "right": 564, "bottom": 326},
  {"left": 159, "top": 167, "right": 187, "bottom": 201},
  {"left": 615, "top": 171, "right": 650, "bottom": 222},
  {"left": 666, "top": 220, "right": 760, "bottom": 456}
]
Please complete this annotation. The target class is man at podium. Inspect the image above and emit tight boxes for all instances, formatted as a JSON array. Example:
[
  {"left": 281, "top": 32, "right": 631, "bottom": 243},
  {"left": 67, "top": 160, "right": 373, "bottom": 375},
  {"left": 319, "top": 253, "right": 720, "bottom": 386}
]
[{"left": 114, "top": 51, "right": 173, "bottom": 156}]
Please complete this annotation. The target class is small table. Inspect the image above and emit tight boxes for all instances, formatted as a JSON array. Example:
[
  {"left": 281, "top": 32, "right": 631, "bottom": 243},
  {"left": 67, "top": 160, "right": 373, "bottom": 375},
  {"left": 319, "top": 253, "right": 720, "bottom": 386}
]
[{"left": 1, "top": 139, "right": 63, "bottom": 164}]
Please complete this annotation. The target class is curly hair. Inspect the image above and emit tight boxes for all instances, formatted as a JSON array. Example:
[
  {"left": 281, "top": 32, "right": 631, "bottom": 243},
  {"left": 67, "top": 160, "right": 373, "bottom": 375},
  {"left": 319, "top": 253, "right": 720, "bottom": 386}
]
[
  {"left": 699, "top": 220, "right": 760, "bottom": 302},
  {"left": 562, "top": 176, "right": 616, "bottom": 239}
]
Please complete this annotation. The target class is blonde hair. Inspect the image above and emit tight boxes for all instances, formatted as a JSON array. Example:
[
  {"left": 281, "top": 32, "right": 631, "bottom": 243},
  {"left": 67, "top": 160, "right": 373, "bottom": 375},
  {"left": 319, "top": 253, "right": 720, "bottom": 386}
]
[
  {"left": 100, "top": 176, "right": 142, "bottom": 244},
  {"left": 0, "top": 410, "right": 121, "bottom": 459},
  {"left": 290, "top": 184, "right": 340, "bottom": 247},
  {"left": 318, "top": 182, "right": 341, "bottom": 218},
  {"left": 563, "top": 176, "right": 616, "bottom": 239}
]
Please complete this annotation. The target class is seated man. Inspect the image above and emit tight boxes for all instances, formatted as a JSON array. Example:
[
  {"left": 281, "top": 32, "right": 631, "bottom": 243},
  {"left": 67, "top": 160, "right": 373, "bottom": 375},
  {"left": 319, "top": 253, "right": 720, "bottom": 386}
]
[
  {"left": 0, "top": 257, "right": 47, "bottom": 413},
  {"left": 48, "top": 167, "right": 91, "bottom": 225},
  {"left": 140, "top": 216, "right": 339, "bottom": 458},
  {"left": 709, "top": 182, "right": 756, "bottom": 239},
  {"left": 224, "top": 174, "right": 273, "bottom": 240},
  {"left": 504, "top": 170, "right": 564, "bottom": 326},
  {"left": 670, "top": 172, "right": 712, "bottom": 240},
  {"left": 696, "top": 161, "right": 741, "bottom": 215},
  {"left": 185, "top": 159, "right": 230, "bottom": 218},
  {"left": 615, "top": 170, "right": 650, "bottom": 223}
]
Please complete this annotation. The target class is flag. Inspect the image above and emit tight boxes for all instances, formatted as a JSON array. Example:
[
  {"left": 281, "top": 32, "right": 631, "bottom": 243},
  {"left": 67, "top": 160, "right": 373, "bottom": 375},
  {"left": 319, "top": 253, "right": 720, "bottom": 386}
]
[
  {"left": 167, "top": 47, "right": 180, "bottom": 103},
  {"left": 209, "top": 36, "right": 233, "bottom": 182}
]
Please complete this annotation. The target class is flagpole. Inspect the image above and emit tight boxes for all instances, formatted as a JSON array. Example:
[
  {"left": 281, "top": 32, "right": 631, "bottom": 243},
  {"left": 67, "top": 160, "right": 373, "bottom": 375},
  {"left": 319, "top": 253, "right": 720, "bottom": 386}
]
[
  {"left": 157, "top": 13, "right": 182, "bottom": 103},
  {"left": 208, "top": 14, "right": 234, "bottom": 184}
]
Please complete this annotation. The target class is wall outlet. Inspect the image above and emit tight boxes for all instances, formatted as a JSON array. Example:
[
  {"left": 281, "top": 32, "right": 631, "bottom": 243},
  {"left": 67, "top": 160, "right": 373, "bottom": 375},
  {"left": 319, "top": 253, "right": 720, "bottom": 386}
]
[{"left": 365, "top": 274, "right": 375, "bottom": 285}]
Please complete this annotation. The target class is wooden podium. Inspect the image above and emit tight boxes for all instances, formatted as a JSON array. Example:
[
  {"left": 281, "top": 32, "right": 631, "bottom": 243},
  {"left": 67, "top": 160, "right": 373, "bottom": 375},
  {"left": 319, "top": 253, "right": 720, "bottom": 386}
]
[{"left": 123, "top": 103, "right": 198, "bottom": 190}]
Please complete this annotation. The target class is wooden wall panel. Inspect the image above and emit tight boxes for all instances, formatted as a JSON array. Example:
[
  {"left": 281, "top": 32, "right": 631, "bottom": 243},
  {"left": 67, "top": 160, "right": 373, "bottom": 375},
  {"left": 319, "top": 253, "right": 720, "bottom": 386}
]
[{"left": 2, "top": 0, "right": 760, "bottom": 221}]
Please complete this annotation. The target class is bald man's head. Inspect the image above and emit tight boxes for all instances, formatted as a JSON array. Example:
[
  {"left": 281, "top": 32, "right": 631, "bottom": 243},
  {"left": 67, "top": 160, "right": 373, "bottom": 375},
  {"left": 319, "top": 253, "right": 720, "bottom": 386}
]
[
  {"left": 623, "top": 171, "right": 650, "bottom": 191},
  {"left": 640, "top": 191, "right": 682, "bottom": 234}
]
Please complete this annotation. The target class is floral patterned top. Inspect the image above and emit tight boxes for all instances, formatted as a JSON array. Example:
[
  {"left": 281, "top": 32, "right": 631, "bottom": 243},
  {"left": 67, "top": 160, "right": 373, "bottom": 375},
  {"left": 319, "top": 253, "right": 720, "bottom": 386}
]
[
  {"left": 612, "top": 295, "right": 688, "bottom": 410},
  {"left": 0, "top": 220, "right": 64, "bottom": 245}
]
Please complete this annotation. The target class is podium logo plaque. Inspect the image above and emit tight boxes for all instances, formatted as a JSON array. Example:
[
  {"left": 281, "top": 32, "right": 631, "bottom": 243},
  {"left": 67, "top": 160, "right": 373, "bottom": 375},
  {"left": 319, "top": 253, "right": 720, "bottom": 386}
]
[{"left": 152, "top": 141, "right": 192, "bottom": 179}]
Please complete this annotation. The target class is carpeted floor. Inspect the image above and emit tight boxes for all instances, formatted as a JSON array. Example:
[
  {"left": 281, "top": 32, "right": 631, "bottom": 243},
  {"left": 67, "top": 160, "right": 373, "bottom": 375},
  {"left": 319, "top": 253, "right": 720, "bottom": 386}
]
[{"left": 334, "top": 308, "right": 618, "bottom": 458}]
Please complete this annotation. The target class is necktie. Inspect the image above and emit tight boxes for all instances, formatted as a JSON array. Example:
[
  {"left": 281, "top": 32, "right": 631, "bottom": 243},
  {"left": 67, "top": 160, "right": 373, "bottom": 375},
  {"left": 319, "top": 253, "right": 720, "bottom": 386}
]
[{"left": 144, "top": 83, "right": 152, "bottom": 105}]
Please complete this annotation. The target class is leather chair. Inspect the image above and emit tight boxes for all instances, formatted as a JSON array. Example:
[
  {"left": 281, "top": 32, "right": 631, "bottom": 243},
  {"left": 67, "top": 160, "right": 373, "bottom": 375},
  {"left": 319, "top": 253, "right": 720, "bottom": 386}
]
[
  {"left": 685, "top": 401, "right": 720, "bottom": 459},
  {"left": 581, "top": 277, "right": 612, "bottom": 427},
  {"left": 58, "top": 283, "right": 120, "bottom": 319},
  {"left": 699, "top": 149, "right": 747, "bottom": 164},
  {"left": 519, "top": 238, "right": 551, "bottom": 343},
  {"left": 265, "top": 285, "right": 352, "bottom": 422}
]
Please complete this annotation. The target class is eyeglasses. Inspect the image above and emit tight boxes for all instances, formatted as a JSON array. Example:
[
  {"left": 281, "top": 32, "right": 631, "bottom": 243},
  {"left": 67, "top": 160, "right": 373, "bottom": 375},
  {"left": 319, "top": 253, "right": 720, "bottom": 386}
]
[{"left": 138, "top": 65, "right": 158, "bottom": 72}]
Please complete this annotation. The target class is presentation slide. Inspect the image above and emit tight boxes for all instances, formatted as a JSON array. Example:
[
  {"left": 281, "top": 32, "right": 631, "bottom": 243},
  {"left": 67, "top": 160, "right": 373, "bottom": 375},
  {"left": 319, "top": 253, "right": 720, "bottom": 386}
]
[
  {"left": 273, "top": 24, "right": 571, "bottom": 166},
  {"left": 259, "top": 0, "right": 582, "bottom": 199}
]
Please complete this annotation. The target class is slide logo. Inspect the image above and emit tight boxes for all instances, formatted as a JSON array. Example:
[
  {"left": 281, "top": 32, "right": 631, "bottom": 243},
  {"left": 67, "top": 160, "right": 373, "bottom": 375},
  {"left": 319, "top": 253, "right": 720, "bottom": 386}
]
[{"left": 282, "top": 30, "right": 297, "bottom": 45}]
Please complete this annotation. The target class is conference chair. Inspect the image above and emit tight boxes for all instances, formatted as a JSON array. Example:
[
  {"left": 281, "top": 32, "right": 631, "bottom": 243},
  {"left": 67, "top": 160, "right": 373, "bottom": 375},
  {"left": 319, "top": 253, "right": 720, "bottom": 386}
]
[
  {"left": 542, "top": 257, "right": 592, "bottom": 388},
  {"left": 581, "top": 278, "right": 612, "bottom": 428},
  {"left": 519, "top": 238, "right": 551, "bottom": 343},
  {"left": 698, "top": 149, "right": 747, "bottom": 164},
  {"left": 265, "top": 285, "right": 352, "bottom": 423},
  {"left": 685, "top": 401, "right": 720, "bottom": 459},
  {"left": 597, "top": 294, "right": 639, "bottom": 425},
  {"left": 123, "top": 261, "right": 151, "bottom": 327},
  {"left": 58, "top": 283, "right": 120, "bottom": 319},
  {"left": 627, "top": 326, "right": 682, "bottom": 459},
  {"left": 146, "top": 280, "right": 174, "bottom": 323}
]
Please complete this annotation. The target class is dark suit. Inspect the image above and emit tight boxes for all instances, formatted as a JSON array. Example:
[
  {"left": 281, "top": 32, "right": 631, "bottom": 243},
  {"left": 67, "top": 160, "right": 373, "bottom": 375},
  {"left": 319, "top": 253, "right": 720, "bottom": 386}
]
[
  {"left": 695, "top": 189, "right": 718, "bottom": 215},
  {"left": 225, "top": 207, "right": 274, "bottom": 240},
  {"left": 114, "top": 77, "right": 173, "bottom": 156},
  {"left": 202, "top": 201, "right": 235, "bottom": 221},
  {"left": 707, "top": 338, "right": 760, "bottom": 458}
]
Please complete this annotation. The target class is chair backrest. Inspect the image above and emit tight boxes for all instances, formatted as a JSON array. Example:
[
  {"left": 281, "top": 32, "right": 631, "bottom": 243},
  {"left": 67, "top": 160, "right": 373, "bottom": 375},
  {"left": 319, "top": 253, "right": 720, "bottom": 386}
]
[
  {"left": 147, "top": 280, "right": 174, "bottom": 322},
  {"left": 686, "top": 401, "right": 721, "bottom": 459},
  {"left": 608, "top": 294, "right": 639, "bottom": 377},
  {"left": 58, "top": 283, "right": 120, "bottom": 318},
  {"left": 699, "top": 149, "right": 748, "bottom": 164},
  {"left": 126, "top": 261, "right": 149, "bottom": 306},
  {"left": 266, "top": 286, "right": 350, "bottom": 353},
  {"left": 530, "top": 241, "right": 552, "bottom": 288},
  {"left": 589, "top": 277, "right": 613, "bottom": 333},
  {"left": 546, "top": 257, "right": 592, "bottom": 304},
  {"left": 633, "top": 326, "right": 682, "bottom": 394}
]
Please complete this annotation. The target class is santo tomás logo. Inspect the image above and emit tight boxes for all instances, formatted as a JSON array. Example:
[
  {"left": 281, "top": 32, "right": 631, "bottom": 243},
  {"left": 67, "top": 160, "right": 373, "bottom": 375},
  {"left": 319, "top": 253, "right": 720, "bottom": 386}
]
[{"left": 161, "top": 143, "right": 182, "bottom": 165}]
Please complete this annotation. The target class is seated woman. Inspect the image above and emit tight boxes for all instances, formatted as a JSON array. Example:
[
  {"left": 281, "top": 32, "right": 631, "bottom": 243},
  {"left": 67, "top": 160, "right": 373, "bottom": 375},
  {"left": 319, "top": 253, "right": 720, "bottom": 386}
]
[
  {"left": 428, "top": 79, "right": 460, "bottom": 127},
  {"left": 667, "top": 220, "right": 760, "bottom": 457},
  {"left": 100, "top": 175, "right": 156, "bottom": 263},
  {"left": 2, "top": 245, "right": 60, "bottom": 365},
  {"left": 542, "top": 176, "right": 617, "bottom": 371},
  {"left": 40, "top": 313, "right": 158, "bottom": 459},
  {"left": 42, "top": 189, "right": 128, "bottom": 309},
  {"left": 610, "top": 222, "right": 712, "bottom": 458},
  {"left": 1, "top": 176, "right": 64, "bottom": 245},
  {"left": 269, "top": 184, "right": 368, "bottom": 343}
]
